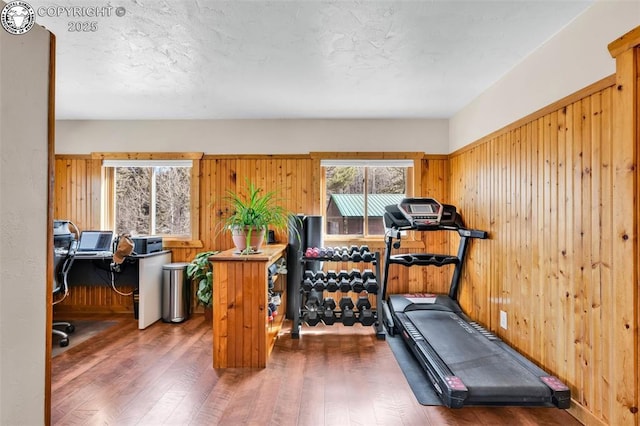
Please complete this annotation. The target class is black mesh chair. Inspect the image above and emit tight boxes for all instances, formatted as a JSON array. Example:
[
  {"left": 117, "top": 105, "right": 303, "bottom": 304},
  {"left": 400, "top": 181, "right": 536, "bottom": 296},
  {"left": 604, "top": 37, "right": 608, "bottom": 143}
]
[{"left": 53, "top": 236, "right": 76, "bottom": 347}]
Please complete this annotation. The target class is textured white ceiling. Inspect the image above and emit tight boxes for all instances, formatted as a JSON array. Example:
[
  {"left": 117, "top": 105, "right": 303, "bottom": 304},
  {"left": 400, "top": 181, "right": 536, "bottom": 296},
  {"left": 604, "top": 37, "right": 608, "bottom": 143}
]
[{"left": 31, "top": 0, "right": 594, "bottom": 120}]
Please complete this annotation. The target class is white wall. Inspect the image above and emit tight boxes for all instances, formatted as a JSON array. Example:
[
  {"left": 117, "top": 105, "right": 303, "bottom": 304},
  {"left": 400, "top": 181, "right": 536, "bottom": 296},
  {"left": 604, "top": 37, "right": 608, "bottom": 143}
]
[
  {"left": 0, "top": 25, "right": 51, "bottom": 425},
  {"left": 450, "top": 0, "right": 640, "bottom": 152},
  {"left": 55, "top": 118, "right": 449, "bottom": 155}
]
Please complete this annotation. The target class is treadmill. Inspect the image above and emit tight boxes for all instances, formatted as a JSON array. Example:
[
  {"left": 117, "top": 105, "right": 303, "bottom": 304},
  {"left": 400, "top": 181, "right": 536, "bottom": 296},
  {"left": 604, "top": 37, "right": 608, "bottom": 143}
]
[{"left": 381, "top": 197, "right": 570, "bottom": 409}]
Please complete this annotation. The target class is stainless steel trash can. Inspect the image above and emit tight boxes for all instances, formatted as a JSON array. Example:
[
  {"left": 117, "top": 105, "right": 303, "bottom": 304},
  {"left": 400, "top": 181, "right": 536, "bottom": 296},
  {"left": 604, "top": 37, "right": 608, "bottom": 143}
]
[{"left": 162, "top": 262, "right": 190, "bottom": 323}]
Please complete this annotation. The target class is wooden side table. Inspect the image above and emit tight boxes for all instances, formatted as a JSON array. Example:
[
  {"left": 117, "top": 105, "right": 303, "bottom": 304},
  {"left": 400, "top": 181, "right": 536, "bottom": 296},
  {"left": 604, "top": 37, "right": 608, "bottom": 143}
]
[{"left": 210, "top": 244, "right": 287, "bottom": 368}]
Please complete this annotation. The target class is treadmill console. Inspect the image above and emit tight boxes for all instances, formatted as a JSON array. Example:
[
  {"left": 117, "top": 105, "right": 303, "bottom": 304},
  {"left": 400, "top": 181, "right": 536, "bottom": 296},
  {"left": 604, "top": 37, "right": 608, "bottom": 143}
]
[{"left": 398, "top": 198, "right": 443, "bottom": 227}]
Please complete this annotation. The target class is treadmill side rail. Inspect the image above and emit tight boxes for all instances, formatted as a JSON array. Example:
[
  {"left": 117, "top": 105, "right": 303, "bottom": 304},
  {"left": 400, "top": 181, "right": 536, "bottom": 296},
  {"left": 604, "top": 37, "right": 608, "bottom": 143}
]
[{"left": 399, "top": 313, "right": 469, "bottom": 408}]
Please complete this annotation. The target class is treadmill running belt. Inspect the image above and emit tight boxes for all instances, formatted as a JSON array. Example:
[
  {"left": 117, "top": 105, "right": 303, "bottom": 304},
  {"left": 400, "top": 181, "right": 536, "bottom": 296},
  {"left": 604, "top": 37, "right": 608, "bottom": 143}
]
[{"left": 406, "top": 310, "right": 551, "bottom": 403}]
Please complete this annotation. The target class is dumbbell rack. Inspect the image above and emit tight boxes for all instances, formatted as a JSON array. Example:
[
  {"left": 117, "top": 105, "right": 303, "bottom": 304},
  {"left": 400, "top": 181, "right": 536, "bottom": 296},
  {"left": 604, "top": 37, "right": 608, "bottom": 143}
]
[{"left": 291, "top": 246, "right": 385, "bottom": 340}]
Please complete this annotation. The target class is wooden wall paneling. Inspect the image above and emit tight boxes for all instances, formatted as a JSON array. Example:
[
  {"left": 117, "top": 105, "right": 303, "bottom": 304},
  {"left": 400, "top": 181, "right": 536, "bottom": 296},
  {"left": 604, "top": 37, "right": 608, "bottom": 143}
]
[
  {"left": 446, "top": 71, "right": 637, "bottom": 423},
  {"left": 550, "top": 110, "right": 561, "bottom": 379},
  {"left": 498, "top": 133, "right": 508, "bottom": 341},
  {"left": 285, "top": 158, "right": 295, "bottom": 214},
  {"left": 535, "top": 117, "right": 548, "bottom": 368},
  {"left": 589, "top": 91, "right": 604, "bottom": 418},
  {"left": 598, "top": 86, "right": 614, "bottom": 422},
  {"left": 480, "top": 142, "right": 492, "bottom": 328},
  {"left": 520, "top": 121, "right": 533, "bottom": 359},
  {"left": 561, "top": 104, "right": 576, "bottom": 400},
  {"left": 220, "top": 158, "right": 234, "bottom": 251},
  {"left": 579, "top": 96, "right": 593, "bottom": 409},
  {"left": 556, "top": 106, "right": 569, "bottom": 389},
  {"left": 511, "top": 127, "right": 523, "bottom": 349},
  {"left": 54, "top": 159, "right": 66, "bottom": 220},
  {"left": 508, "top": 130, "right": 518, "bottom": 345},
  {"left": 201, "top": 158, "right": 214, "bottom": 252},
  {"left": 569, "top": 99, "right": 585, "bottom": 407}
]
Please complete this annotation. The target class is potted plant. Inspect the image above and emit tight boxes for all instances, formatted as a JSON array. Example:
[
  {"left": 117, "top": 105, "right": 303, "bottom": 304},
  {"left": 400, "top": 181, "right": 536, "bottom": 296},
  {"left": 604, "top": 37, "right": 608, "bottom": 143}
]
[
  {"left": 221, "top": 179, "right": 298, "bottom": 254},
  {"left": 186, "top": 250, "right": 218, "bottom": 320}
]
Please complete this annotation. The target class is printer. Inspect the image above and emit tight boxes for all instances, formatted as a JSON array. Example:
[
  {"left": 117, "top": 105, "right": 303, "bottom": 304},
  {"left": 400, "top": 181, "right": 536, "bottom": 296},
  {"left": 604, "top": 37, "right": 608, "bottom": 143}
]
[{"left": 132, "top": 236, "right": 163, "bottom": 254}]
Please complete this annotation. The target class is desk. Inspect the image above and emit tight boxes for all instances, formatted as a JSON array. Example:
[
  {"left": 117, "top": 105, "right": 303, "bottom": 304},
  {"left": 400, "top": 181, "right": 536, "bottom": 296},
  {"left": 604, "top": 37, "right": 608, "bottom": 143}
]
[{"left": 67, "top": 251, "right": 172, "bottom": 329}]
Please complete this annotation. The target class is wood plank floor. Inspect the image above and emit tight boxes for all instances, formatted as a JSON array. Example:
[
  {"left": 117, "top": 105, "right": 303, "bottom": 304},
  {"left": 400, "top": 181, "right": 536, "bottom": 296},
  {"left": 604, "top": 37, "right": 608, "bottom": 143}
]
[{"left": 51, "top": 314, "right": 583, "bottom": 425}]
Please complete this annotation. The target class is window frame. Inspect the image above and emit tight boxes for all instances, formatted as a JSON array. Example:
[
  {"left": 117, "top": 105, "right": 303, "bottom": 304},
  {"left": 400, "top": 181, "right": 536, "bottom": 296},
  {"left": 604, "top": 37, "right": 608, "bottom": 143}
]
[
  {"left": 95, "top": 152, "right": 203, "bottom": 249},
  {"left": 313, "top": 152, "right": 423, "bottom": 244}
]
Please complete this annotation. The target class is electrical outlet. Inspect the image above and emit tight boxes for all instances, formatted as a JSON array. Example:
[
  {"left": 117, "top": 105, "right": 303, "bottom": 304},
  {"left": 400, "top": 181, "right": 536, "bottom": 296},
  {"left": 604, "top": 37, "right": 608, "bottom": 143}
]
[{"left": 500, "top": 310, "right": 508, "bottom": 329}]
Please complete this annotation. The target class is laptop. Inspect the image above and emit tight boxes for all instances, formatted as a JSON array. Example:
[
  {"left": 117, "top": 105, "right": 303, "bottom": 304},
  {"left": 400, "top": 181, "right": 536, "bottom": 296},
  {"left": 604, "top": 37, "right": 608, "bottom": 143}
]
[{"left": 75, "top": 230, "right": 114, "bottom": 256}]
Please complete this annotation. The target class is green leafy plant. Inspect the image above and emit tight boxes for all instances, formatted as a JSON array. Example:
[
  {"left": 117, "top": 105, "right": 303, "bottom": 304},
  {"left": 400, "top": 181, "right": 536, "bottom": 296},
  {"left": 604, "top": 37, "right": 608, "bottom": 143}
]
[
  {"left": 186, "top": 250, "right": 218, "bottom": 308},
  {"left": 221, "top": 179, "right": 299, "bottom": 254}
]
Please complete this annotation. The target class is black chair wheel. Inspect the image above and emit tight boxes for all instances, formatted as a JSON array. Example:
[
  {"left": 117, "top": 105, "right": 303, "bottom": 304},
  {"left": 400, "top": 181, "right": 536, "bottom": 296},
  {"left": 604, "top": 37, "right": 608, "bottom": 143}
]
[
  {"left": 65, "top": 324, "right": 75, "bottom": 333},
  {"left": 59, "top": 338, "right": 69, "bottom": 347}
]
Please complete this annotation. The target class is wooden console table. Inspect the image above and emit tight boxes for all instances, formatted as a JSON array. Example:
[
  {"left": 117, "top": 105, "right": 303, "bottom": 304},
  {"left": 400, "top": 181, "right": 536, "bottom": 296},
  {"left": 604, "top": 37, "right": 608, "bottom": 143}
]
[{"left": 210, "top": 244, "right": 287, "bottom": 368}]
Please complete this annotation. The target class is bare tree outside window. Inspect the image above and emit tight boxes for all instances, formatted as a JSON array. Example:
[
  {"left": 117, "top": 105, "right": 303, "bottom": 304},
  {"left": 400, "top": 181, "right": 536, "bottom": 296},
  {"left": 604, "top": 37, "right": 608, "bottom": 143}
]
[{"left": 114, "top": 165, "right": 191, "bottom": 237}]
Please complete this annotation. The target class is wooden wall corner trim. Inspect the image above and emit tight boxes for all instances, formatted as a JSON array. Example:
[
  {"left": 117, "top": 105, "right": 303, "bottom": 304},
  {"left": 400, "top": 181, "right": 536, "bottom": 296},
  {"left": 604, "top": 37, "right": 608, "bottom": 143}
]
[
  {"left": 45, "top": 30, "right": 56, "bottom": 426},
  {"left": 609, "top": 25, "right": 640, "bottom": 59}
]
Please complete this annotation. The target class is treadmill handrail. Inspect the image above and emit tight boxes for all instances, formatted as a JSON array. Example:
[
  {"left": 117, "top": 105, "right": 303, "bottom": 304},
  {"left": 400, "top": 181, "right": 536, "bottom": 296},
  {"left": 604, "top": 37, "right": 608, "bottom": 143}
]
[
  {"left": 388, "top": 253, "right": 460, "bottom": 267},
  {"left": 385, "top": 222, "right": 488, "bottom": 239}
]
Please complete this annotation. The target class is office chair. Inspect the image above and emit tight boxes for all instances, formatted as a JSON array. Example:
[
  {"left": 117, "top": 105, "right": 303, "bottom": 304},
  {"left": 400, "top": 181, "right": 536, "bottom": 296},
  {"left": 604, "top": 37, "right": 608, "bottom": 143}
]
[{"left": 53, "top": 236, "right": 77, "bottom": 347}]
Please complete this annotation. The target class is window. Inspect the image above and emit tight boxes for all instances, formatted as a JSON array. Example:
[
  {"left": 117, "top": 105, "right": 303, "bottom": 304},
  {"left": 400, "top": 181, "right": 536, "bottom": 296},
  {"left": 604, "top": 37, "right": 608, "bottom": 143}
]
[
  {"left": 321, "top": 159, "right": 414, "bottom": 238},
  {"left": 101, "top": 158, "right": 200, "bottom": 243}
]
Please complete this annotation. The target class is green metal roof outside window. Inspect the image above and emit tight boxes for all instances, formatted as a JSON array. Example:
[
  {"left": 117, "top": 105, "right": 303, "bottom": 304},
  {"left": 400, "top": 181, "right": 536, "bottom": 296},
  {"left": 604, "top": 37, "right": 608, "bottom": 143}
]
[{"left": 329, "top": 194, "right": 404, "bottom": 217}]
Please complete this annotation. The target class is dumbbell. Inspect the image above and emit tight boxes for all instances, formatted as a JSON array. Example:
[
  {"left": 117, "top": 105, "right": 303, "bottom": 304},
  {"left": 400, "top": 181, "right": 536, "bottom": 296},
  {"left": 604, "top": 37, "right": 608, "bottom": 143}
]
[
  {"left": 313, "top": 278, "right": 325, "bottom": 291},
  {"left": 304, "top": 247, "right": 320, "bottom": 258},
  {"left": 356, "top": 296, "right": 375, "bottom": 326},
  {"left": 303, "top": 308, "right": 321, "bottom": 326},
  {"left": 325, "top": 270, "right": 338, "bottom": 292},
  {"left": 361, "top": 250, "right": 374, "bottom": 262},
  {"left": 325, "top": 247, "right": 335, "bottom": 258},
  {"left": 326, "top": 277, "right": 339, "bottom": 292},
  {"left": 361, "top": 269, "right": 375, "bottom": 281},
  {"left": 305, "top": 292, "right": 321, "bottom": 307},
  {"left": 321, "top": 297, "right": 337, "bottom": 325},
  {"left": 339, "top": 277, "right": 351, "bottom": 293},
  {"left": 335, "top": 270, "right": 349, "bottom": 292},
  {"left": 351, "top": 250, "right": 362, "bottom": 262},
  {"left": 304, "top": 296, "right": 321, "bottom": 326},
  {"left": 339, "top": 297, "right": 356, "bottom": 326},
  {"left": 343, "top": 249, "right": 352, "bottom": 262},
  {"left": 332, "top": 247, "right": 342, "bottom": 261},
  {"left": 351, "top": 277, "right": 364, "bottom": 293},
  {"left": 302, "top": 277, "right": 314, "bottom": 291},
  {"left": 349, "top": 269, "right": 362, "bottom": 279},
  {"left": 364, "top": 277, "right": 379, "bottom": 294}
]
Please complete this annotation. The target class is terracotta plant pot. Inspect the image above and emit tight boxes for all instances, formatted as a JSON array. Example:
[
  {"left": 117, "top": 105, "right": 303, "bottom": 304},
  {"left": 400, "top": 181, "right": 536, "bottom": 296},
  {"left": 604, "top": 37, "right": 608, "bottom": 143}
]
[{"left": 231, "top": 226, "right": 266, "bottom": 254}]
